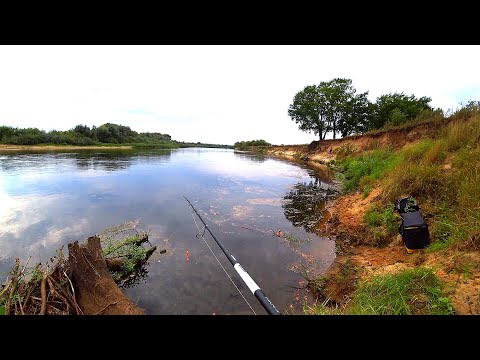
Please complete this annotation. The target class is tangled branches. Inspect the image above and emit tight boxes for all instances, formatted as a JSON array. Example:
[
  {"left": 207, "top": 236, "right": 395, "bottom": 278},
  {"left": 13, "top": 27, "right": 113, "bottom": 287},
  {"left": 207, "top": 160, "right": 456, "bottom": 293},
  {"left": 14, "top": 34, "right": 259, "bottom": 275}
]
[{"left": 0, "top": 248, "right": 82, "bottom": 315}]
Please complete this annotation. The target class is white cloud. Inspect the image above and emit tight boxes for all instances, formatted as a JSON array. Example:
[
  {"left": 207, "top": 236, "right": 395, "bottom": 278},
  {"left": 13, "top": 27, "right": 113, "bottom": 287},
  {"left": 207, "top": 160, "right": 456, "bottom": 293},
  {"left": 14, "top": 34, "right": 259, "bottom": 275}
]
[
  {"left": 0, "top": 45, "right": 479, "bottom": 145},
  {"left": 29, "top": 217, "right": 89, "bottom": 253},
  {"left": 0, "top": 190, "right": 64, "bottom": 259}
]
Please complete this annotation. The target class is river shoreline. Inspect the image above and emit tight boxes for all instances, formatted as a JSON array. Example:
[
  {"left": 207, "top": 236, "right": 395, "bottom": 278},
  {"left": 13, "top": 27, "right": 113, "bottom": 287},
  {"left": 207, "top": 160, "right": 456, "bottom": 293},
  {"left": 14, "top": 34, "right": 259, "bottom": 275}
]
[
  {"left": 265, "top": 128, "right": 480, "bottom": 314},
  {"left": 0, "top": 144, "right": 133, "bottom": 151}
]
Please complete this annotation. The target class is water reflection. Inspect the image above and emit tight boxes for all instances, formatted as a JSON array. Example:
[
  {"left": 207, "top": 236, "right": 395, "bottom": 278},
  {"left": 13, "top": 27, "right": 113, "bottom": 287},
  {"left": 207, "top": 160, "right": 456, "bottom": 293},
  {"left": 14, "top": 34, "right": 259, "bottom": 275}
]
[
  {"left": 0, "top": 148, "right": 336, "bottom": 314},
  {"left": 117, "top": 265, "right": 149, "bottom": 289},
  {"left": 233, "top": 151, "right": 267, "bottom": 163},
  {"left": 0, "top": 149, "right": 173, "bottom": 174},
  {"left": 72, "top": 152, "right": 134, "bottom": 172},
  {"left": 282, "top": 179, "right": 337, "bottom": 233}
]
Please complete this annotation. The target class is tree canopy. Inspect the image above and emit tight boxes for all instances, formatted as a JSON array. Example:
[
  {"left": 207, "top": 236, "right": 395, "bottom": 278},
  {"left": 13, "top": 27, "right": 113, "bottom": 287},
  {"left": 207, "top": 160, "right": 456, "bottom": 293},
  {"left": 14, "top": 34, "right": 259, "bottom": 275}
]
[
  {"left": 370, "top": 92, "right": 432, "bottom": 129},
  {"left": 288, "top": 79, "right": 433, "bottom": 139},
  {"left": 234, "top": 139, "right": 271, "bottom": 150},
  {"left": 0, "top": 123, "right": 172, "bottom": 146},
  {"left": 288, "top": 78, "right": 372, "bottom": 140}
]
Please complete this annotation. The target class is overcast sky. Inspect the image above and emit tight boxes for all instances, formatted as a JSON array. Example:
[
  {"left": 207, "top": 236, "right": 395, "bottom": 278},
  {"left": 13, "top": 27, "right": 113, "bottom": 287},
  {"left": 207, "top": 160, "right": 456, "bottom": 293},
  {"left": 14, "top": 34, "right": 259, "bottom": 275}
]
[{"left": 0, "top": 45, "right": 479, "bottom": 145}]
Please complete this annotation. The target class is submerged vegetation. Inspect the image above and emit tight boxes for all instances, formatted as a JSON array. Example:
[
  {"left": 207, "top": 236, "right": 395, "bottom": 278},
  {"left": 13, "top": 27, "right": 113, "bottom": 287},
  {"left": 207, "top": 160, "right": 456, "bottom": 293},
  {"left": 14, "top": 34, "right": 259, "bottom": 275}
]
[{"left": 282, "top": 180, "right": 338, "bottom": 233}]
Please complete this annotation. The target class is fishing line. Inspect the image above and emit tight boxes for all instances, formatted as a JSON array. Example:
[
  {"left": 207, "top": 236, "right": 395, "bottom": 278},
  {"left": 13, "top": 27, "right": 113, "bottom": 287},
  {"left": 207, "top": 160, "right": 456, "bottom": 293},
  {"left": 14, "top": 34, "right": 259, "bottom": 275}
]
[
  {"left": 184, "top": 196, "right": 281, "bottom": 315},
  {"left": 188, "top": 207, "right": 257, "bottom": 315}
]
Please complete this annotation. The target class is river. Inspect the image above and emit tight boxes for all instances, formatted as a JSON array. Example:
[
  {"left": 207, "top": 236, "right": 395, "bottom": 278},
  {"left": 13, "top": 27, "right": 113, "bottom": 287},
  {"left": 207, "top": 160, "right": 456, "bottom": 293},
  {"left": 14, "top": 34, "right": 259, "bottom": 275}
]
[{"left": 0, "top": 148, "right": 336, "bottom": 314}]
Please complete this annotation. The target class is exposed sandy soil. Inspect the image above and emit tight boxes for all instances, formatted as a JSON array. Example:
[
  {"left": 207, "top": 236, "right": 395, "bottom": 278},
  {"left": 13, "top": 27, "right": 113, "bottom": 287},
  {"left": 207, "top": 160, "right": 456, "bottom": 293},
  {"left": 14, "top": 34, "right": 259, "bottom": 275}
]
[
  {"left": 268, "top": 118, "right": 453, "bottom": 164},
  {"left": 267, "top": 119, "right": 480, "bottom": 314},
  {"left": 424, "top": 251, "right": 480, "bottom": 315},
  {"left": 316, "top": 189, "right": 480, "bottom": 314},
  {"left": 0, "top": 144, "right": 132, "bottom": 151}
]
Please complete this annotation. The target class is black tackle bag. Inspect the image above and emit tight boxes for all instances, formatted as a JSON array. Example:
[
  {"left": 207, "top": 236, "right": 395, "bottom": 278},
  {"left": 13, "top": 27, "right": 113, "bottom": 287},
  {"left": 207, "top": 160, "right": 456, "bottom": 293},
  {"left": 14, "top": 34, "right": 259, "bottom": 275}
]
[
  {"left": 398, "top": 211, "right": 430, "bottom": 249},
  {"left": 395, "top": 196, "right": 430, "bottom": 250},
  {"left": 395, "top": 196, "right": 420, "bottom": 213}
]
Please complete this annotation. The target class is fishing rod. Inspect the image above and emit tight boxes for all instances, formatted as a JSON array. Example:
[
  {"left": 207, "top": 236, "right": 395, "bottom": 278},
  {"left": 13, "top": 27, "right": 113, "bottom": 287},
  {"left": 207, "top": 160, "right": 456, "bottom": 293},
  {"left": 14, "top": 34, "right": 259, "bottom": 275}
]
[{"left": 183, "top": 196, "right": 281, "bottom": 315}]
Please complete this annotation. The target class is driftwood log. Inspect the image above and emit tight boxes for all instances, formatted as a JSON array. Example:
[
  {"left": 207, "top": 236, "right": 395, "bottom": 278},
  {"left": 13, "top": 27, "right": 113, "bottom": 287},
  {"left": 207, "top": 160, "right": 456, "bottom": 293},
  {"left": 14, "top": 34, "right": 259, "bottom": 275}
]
[{"left": 68, "top": 236, "right": 144, "bottom": 315}]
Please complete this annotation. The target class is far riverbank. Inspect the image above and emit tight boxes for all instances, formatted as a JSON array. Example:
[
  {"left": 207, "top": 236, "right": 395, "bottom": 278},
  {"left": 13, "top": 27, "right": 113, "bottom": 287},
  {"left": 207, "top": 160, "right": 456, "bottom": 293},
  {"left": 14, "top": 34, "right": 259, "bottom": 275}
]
[{"left": 0, "top": 144, "right": 133, "bottom": 151}]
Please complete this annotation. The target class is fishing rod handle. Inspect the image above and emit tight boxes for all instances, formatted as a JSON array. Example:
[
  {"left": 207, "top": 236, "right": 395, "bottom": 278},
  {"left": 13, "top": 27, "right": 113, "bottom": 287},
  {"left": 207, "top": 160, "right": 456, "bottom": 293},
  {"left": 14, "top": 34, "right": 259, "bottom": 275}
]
[{"left": 234, "top": 263, "right": 281, "bottom": 315}]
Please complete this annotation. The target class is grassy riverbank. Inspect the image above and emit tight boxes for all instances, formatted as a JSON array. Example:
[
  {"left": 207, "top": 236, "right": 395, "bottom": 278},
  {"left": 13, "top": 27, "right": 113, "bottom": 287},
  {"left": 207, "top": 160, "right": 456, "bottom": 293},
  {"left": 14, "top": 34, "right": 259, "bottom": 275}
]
[
  {"left": 268, "top": 105, "right": 480, "bottom": 314},
  {"left": 0, "top": 142, "right": 234, "bottom": 152},
  {"left": 0, "top": 144, "right": 135, "bottom": 151}
]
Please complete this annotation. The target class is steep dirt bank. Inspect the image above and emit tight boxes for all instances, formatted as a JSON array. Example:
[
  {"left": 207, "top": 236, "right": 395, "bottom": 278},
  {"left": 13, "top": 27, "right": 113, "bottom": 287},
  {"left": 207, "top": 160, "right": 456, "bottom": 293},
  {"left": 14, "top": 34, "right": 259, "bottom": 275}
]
[
  {"left": 268, "top": 118, "right": 451, "bottom": 163},
  {"left": 267, "top": 117, "right": 480, "bottom": 314},
  {"left": 323, "top": 191, "right": 480, "bottom": 314}
]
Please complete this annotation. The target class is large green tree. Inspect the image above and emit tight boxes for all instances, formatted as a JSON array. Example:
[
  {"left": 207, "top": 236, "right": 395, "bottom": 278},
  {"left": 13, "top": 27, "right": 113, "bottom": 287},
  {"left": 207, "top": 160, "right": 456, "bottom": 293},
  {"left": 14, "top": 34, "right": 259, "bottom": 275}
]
[
  {"left": 288, "top": 78, "right": 372, "bottom": 139},
  {"left": 370, "top": 92, "right": 432, "bottom": 129},
  {"left": 288, "top": 85, "right": 329, "bottom": 140},
  {"left": 340, "top": 91, "right": 373, "bottom": 137},
  {"left": 320, "top": 78, "right": 372, "bottom": 138}
]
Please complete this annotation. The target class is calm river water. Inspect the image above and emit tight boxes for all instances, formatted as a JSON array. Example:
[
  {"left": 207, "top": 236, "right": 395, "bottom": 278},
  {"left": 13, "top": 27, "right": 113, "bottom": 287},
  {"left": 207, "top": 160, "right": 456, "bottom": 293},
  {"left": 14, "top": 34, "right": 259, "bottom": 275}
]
[{"left": 0, "top": 148, "right": 336, "bottom": 314}]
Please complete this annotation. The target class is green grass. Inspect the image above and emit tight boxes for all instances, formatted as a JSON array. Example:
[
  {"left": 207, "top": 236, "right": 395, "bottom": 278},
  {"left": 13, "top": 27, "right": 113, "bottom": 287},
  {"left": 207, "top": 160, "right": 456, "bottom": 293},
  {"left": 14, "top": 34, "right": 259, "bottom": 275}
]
[
  {"left": 0, "top": 141, "right": 182, "bottom": 149},
  {"left": 335, "top": 143, "right": 358, "bottom": 159},
  {"left": 336, "top": 113, "right": 480, "bottom": 251},
  {"left": 348, "top": 268, "right": 454, "bottom": 315},
  {"left": 365, "top": 111, "right": 448, "bottom": 136},
  {"left": 401, "top": 139, "right": 447, "bottom": 165},
  {"left": 304, "top": 111, "right": 480, "bottom": 316},
  {"left": 338, "top": 149, "right": 402, "bottom": 194},
  {"left": 442, "top": 116, "right": 480, "bottom": 152},
  {"left": 363, "top": 203, "right": 398, "bottom": 246},
  {"left": 383, "top": 117, "right": 479, "bottom": 250},
  {"left": 305, "top": 267, "right": 454, "bottom": 315},
  {"left": 428, "top": 213, "right": 458, "bottom": 252},
  {"left": 305, "top": 301, "right": 344, "bottom": 315},
  {"left": 307, "top": 275, "right": 329, "bottom": 296},
  {"left": 382, "top": 162, "right": 444, "bottom": 203}
]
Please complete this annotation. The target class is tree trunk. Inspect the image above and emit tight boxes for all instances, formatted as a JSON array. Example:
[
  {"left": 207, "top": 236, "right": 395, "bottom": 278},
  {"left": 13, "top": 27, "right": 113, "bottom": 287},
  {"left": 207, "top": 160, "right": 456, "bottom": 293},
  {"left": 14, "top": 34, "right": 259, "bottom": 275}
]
[
  {"left": 68, "top": 236, "right": 144, "bottom": 315},
  {"left": 322, "top": 127, "right": 328, "bottom": 140}
]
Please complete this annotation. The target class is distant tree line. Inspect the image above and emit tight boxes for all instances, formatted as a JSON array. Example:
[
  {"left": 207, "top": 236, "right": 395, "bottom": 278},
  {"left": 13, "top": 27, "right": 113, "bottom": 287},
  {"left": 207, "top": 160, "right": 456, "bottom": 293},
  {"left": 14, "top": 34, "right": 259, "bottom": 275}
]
[
  {"left": 288, "top": 78, "right": 442, "bottom": 140},
  {"left": 0, "top": 123, "right": 173, "bottom": 146},
  {"left": 234, "top": 139, "right": 272, "bottom": 150},
  {"left": 178, "top": 141, "right": 233, "bottom": 149}
]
